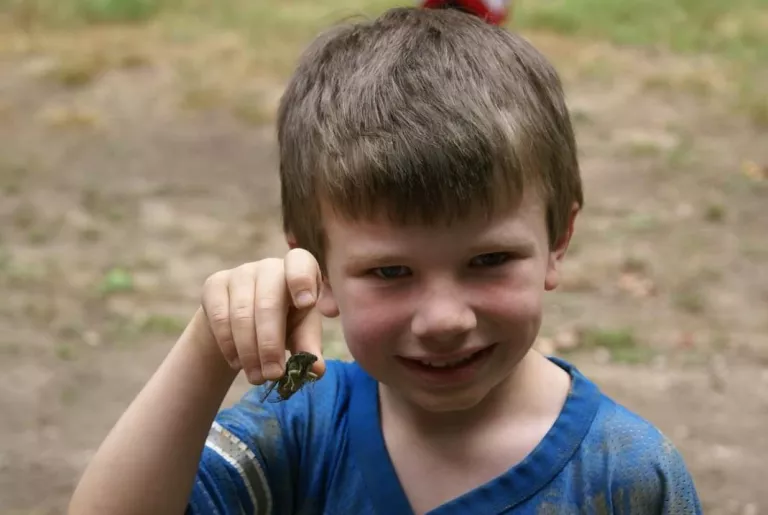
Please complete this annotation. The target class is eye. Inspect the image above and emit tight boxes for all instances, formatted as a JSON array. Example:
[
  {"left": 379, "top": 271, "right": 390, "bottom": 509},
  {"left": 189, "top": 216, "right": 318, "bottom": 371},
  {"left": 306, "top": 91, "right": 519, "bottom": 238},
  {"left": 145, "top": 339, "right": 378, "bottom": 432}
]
[
  {"left": 469, "top": 252, "right": 512, "bottom": 268},
  {"left": 371, "top": 265, "right": 411, "bottom": 279}
]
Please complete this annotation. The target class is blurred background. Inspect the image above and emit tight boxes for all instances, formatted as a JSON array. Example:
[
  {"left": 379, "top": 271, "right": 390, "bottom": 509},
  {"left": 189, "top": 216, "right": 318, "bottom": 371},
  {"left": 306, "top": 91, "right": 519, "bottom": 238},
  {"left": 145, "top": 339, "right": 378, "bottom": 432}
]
[{"left": 0, "top": 0, "right": 766, "bottom": 513}]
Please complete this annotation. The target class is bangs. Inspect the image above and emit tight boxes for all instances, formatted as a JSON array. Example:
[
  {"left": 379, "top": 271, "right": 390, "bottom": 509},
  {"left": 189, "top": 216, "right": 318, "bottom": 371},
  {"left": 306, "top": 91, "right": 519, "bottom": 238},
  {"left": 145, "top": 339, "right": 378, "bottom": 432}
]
[{"left": 315, "top": 110, "right": 537, "bottom": 227}]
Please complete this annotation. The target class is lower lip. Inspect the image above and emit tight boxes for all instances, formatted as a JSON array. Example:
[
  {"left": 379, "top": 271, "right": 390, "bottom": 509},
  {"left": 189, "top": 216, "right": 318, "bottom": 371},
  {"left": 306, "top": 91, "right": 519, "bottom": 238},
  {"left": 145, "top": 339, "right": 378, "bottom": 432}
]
[{"left": 397, "top": 345, "right": 496, "bottom": 386}]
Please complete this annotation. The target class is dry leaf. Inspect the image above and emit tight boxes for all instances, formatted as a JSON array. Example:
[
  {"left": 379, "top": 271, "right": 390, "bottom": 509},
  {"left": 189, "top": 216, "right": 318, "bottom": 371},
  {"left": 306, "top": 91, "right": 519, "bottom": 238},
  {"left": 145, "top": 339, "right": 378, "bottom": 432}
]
[
  {"left": 741, "top": 160, "right": 767, "bottom": 181},
  {"left": 677, "top": 331, "right": 695, "bottom": 350},
  {"left": 617, "top": 272, "right": 656, "bottom": 298},
  {"left": 38, "top": 105, "right": 102, "bottom": 129}
]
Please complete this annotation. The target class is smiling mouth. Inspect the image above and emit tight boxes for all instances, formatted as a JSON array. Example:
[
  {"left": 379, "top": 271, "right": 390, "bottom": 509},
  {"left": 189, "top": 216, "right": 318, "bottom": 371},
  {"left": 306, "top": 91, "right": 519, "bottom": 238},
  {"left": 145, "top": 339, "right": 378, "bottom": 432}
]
[
  {"left": 403, "top": 345, "right": 496, "bottom": 370},
  {"left": 417, "top": 354, "right": 476, "bottom": 368}
]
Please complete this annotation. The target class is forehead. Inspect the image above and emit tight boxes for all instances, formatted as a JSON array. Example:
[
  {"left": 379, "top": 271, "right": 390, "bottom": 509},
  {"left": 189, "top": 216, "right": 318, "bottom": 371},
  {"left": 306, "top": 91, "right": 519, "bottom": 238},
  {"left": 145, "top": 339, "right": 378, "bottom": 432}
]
[{"left": 320, "top": 192, "right": 548, "bottom": 256}]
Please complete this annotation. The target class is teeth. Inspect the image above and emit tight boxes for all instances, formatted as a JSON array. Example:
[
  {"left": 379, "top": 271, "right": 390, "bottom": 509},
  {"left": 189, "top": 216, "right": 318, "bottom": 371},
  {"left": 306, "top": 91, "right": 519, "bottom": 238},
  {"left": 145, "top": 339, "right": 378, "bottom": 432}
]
[{"left": 419, "top": 354, "right": 474, "bottom": 368}]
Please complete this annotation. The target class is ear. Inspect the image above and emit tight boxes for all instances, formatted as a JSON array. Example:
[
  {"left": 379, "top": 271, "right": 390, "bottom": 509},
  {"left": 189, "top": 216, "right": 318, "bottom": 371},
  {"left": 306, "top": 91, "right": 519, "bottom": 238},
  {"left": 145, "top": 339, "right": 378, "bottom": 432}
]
[
  {"left": 316, "top": 273, "right": 340, "bottom": 318},
  {"left": 544, "top": 203, "right": 580, "bottom": 291}
]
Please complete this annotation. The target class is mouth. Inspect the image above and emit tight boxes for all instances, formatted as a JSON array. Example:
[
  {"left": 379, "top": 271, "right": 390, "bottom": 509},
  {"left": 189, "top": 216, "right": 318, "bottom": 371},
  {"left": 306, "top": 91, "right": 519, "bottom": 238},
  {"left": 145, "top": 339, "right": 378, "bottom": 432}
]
[{"left": 397, "top": 344, "right": 497, "bottom": 382}]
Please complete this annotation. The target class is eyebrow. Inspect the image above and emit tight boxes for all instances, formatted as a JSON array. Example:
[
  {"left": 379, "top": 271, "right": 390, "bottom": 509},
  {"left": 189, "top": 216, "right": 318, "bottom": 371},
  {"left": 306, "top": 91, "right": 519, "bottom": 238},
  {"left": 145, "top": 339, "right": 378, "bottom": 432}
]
[
  {"left": 343, "top": 250, "right": 409, "bottom": 271},
  {"left": 464, "top": 224, "right": 538, "bottom": 252}
]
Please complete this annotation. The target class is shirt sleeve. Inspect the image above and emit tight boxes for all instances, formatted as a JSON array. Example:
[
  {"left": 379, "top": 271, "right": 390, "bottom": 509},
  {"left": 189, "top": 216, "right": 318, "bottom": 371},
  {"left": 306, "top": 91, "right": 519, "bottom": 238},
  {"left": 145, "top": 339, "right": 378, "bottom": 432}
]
[
  {"left": 185, "top": 360, "right": 349, "bottom": 515},
  {"left": 186, "top": 387, "right": 291, "bottom": 515},
  {"left": 605, "top": 409, "right": 704, "bottom": 514},
  {"left": 653, "top": 439, "right": 703, "bottom": 515}
]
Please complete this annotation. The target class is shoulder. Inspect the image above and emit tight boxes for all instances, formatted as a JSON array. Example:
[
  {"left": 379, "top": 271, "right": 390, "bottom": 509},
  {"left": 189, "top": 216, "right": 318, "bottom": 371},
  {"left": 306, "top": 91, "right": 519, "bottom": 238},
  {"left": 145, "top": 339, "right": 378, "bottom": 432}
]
[
  {"left": 585, "top": 389, "right": 702, "bottom": 511},
  {"left": 554, "top": 357, "right": 691, "bottom": 478},
  {"left": 551, "top": 357, "right": 701, "bottom": 511},
  {"left": 591, "top": 395, "right": 682, "bottom": 471}
]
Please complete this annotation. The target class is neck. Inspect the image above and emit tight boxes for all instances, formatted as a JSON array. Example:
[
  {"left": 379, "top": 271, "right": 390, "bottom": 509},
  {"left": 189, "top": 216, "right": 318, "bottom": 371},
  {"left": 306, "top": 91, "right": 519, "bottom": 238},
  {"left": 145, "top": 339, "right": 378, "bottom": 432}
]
[{"left": 379, "top": 351, "right": 566, "bottom": 438}]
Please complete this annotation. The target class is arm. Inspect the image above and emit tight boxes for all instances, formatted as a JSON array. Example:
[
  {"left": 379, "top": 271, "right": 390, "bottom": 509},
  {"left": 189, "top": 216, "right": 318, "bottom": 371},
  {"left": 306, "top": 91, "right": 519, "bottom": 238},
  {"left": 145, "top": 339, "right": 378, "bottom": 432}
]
[
  {"left": 68, "top": 309, "right": 238, "bottom": 515},
  {"left": 69, "top": 252, "right": 324, "bottom": 515}
]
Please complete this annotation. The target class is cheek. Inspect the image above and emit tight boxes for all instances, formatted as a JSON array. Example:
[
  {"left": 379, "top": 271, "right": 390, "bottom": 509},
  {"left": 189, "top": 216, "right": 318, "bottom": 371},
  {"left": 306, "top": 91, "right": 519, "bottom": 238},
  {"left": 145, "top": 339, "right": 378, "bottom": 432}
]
[
  {"left": 478, "top": 267, "right": 545, "bottom": 326},
  {"left": 335, "top": 282, "right": 412, "bottom": 356},
  {"left": 483, "top": 287, "right": 543, "bottom": 325}
]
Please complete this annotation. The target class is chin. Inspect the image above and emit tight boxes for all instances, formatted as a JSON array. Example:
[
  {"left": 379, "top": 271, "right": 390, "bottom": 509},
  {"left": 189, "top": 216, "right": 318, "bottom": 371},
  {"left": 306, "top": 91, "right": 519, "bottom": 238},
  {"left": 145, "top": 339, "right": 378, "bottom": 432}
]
[{"left": 404, "top": 385, "right": 493, "bottom": 414}]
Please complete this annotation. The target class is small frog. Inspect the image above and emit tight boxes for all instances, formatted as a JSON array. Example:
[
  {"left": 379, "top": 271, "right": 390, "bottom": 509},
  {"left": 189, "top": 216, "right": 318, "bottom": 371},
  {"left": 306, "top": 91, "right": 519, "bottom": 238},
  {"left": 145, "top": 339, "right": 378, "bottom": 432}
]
[{"left": 259, "top": 352, "right": 319, "bottom": 403}]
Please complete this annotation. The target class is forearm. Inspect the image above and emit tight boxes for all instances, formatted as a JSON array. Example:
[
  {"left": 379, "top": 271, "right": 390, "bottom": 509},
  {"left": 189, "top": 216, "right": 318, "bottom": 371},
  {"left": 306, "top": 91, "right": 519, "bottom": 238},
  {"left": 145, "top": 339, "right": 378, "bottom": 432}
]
[{"left": 69, "top": 308, "right": 238, "bottom": 515}]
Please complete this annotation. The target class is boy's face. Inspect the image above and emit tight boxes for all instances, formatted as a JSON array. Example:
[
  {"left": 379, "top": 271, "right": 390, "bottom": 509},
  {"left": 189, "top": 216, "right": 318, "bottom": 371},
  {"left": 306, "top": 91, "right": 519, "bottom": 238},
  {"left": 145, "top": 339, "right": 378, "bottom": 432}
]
[{"left": 316, "top": 193, "right": 575, "bottom": 414}]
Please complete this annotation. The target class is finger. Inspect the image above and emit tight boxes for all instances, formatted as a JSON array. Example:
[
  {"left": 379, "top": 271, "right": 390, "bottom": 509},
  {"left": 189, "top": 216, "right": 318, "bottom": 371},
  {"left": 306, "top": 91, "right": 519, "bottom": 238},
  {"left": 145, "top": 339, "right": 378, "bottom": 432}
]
[
  {"left": 254, "top": 258, "right": 289, "bottom": 381},
  {"left": 202, "top": 270, "right": 238, "bottom": 367},
  {"left": 287, "top": 308, "right": 326, "bottom": 378},
  {"left": 284, "top": 248, "right": 321, "bottom": 309},
  {"left": 228, "top": 263, "right": 262, "bottom": 382}
]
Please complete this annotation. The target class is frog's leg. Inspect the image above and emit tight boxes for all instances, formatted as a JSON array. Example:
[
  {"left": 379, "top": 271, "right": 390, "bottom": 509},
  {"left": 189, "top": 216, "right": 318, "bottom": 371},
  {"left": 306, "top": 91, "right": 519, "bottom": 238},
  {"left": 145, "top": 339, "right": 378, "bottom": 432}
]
[{"left": 285, "top": 368, "right": 302, "bottom": 390}]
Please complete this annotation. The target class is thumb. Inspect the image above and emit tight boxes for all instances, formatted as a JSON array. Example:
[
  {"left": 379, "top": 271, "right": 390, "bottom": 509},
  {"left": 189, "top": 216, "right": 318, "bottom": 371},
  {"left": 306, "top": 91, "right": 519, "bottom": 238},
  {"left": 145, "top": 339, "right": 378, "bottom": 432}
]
[{"left": 288, "top": 308, "right": 326, "bottom": 378}]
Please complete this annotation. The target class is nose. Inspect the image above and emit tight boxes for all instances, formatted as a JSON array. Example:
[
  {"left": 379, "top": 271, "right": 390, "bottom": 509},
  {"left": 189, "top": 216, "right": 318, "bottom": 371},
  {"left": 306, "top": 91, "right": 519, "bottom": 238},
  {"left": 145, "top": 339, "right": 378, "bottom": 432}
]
[{"left": 410, "top": 278, "right": 477, "bottom": 343}]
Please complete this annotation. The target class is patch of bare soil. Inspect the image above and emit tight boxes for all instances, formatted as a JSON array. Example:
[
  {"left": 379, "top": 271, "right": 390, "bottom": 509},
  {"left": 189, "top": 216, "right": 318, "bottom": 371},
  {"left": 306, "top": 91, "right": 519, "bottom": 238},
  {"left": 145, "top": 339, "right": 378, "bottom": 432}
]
[{"left": 0, "top": 30, "right": 766, "bottom": 514}]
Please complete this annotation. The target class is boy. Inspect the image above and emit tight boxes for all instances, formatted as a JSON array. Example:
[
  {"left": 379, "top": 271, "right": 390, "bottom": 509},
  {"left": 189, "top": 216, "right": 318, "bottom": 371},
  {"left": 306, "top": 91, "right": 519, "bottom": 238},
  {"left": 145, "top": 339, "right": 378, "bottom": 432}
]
[{"left": 69, "top": 7, "right": 702, "bottom": 515}]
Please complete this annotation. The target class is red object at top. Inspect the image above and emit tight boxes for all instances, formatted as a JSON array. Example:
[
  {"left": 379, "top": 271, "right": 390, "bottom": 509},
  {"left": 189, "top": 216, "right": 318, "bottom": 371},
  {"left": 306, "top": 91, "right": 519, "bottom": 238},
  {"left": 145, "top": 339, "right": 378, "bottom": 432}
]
[{"left": 420, "top": 0, "right": 510, "bottom": 26}]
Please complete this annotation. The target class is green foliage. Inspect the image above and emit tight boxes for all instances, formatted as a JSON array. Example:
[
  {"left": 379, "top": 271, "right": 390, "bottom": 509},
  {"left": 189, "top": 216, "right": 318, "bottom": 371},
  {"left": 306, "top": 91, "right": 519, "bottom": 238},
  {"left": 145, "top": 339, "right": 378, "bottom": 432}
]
[
  {"left": 578, "top": 326, "right": 656, "bottom": 364},
  {"left": 76, "top": 0, "right": 162, "bottom": 23},
  {"left": 99, "top": 267, "right": 134, "bottom": 295},
  {"left": 0, "top": 0, "right": 176, "bottom": 25},
  {"left": 514, "top": 0, "right": 768, "bottom": 65}
]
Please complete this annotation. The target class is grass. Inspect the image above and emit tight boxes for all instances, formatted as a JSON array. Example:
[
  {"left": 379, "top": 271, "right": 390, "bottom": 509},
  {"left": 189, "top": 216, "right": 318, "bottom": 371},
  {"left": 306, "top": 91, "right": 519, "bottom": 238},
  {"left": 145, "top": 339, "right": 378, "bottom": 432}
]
[
  {"left": 38, "top": 105, "right": 103, "bottom": 130},
  {"left": 0, "top": 159, "right": 27, "bottom": 195},
  {"left": 8, "top": 0, "right": 767, "bottom": 68},
  {"left": 55, "top": 342, "right": 77, "bottom": 360},
  {"left": 99, "top": 267, "right": 134, "bottom": 295},
  {"left": 139, "top": 313, "right": 187, "bottom": 335},
  {"left": 578, "top": 326, "right": 656, "bottom": 364},
  {"left": 555, "top": 325, "right": 656, "bottom": 364},
  {"left": 514, "top": 0, "right": 768, "bottom": 64},
  {"left": 2, "top": 0, "right": 179, "bottom": 26},
  {"left": 97, "top": 311, "right": 189, "bottom": 346},
  {"left": 11, "top": 201, "right": 38, "bottom": 230},
  {"left": 674, "top": 284, "right": 708, "bottom": 314},
  {"left": 45, "top": 52, "right": 107, "bottom": 87},
  {"left": 703, "top": 203, "right": 727, "bottom": 223},
  {"left": 6, "top": 0, "right": 765, "bottom": 127},
  {"left": 513, "top": 0, "right": 768, "bottom": 125},
  {"left": 80, "top": 188, "right": 131, "bottom": 221}
]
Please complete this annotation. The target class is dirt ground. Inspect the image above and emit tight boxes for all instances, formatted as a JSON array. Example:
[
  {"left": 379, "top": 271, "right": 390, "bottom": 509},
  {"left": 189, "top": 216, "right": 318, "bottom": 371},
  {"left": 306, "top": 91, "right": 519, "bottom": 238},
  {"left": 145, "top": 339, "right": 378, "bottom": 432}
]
[{"left": 0, "top": 19, "right": 767, "bottom": 515}]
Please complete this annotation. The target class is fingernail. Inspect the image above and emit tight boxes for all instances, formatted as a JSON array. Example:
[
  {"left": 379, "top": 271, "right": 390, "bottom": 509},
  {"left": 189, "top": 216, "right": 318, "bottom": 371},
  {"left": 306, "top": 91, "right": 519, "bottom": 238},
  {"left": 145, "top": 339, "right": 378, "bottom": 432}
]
[
  {"left": 295, "top": 290, "right": 315, "bottom": 308},
  {"left": 247, "top": 368, "right": 263, "bottom": 384},
  {"left": 262, "top": 362, "right": 283, "bottom": 380},
  {"left": 229, "top": 358, "right": 241, "bottom": 370}
]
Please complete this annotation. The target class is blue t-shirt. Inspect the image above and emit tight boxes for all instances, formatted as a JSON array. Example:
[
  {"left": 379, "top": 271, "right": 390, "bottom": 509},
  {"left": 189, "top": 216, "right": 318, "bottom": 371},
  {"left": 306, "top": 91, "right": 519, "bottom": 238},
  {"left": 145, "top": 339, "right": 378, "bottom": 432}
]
[{"left": 187, "top": 357, "right": 702, "bottom": 514}]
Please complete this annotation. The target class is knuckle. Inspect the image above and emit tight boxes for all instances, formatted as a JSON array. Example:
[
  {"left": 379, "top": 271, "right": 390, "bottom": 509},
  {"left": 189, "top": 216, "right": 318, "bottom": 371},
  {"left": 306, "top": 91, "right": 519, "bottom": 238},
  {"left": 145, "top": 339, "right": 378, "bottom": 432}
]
[
  {"left": 233, "top": 261, "right": 259, "bottom": 276},
  {"left": 255, "top": 297, "right": 283, "bottom": 312},
  {"left": 260, "top": 257, "right": 283, "bottom": 269},
  {"left": 231, "top": 304, "right": 254, "bottom": 322},
  {"left": 208, "top": 308, "right": 230, "bottom": 326}
]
